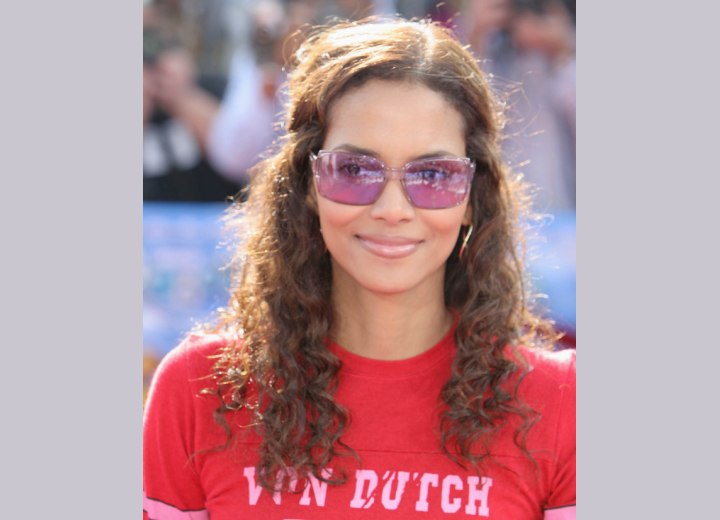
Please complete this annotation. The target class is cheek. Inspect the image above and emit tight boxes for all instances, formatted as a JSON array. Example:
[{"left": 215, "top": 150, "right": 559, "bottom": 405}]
[
  {"left": 429, "top": 205, "right": 469, "bottom": 237},
  {"left": 316, "top": 200, "right": 364, "bottom": 240},
  {"left": 427, "top": 209, "right": 468, "bottom": 259}
]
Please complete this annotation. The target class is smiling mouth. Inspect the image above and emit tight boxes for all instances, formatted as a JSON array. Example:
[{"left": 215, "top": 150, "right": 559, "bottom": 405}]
[{"left": 356, "top": 235, "right": 422, "bottom": 259}]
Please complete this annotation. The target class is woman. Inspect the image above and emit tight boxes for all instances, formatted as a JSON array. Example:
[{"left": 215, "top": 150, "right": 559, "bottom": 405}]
[{"left": 143, "top": 17, "right": 575, "bottom": 520}]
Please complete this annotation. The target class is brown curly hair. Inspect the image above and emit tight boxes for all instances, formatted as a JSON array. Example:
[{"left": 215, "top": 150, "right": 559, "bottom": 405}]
[{"left": 205, "top": 17, "right": 556, "bottom": 491}]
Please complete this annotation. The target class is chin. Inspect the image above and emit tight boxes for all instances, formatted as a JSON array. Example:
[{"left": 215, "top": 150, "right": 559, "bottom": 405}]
[{"left": 356, "top": 274, "right": 437, "bottom": 298}]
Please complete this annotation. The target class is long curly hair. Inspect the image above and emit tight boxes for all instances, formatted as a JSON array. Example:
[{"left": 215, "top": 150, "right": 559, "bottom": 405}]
[{"left": 206, "top": 17, "right": 556, "bottom": 490}]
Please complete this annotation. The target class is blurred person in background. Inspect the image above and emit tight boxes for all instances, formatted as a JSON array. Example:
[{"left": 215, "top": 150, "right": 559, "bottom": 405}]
[
  {"left": 207, "top": 0, "right": 402, "bottom": 184},
  {"left": 205, "top": 0, "right": 308, "bottom": 184},
  {"left": 143, "top": 0, "right": 243, "bottom": 201},
  {"left": 509, "top": 0, "right": 575, "bottom": 137},
  {"left": 460, "top": 0, "right": 575, "bottom": 212}
]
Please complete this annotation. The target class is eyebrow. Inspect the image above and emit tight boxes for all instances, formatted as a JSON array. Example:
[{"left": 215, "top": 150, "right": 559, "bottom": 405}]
[{"left": 329, "top": 144, "right": 462, "bottom": 161}]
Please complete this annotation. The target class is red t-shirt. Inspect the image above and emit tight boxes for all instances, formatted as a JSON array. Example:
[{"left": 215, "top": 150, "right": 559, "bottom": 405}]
[{"left": 143, "top": 326, "right": 575, "bottom": 519}]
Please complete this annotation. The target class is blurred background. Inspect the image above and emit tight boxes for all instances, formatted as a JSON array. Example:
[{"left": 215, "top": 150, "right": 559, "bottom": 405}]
[{"left": 143, "top": 0, "right": 576, "bottom": 402}]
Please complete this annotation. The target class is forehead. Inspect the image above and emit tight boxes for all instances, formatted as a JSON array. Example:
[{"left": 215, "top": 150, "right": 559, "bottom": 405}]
[{"left": 324, "top": 79, "right": 467, "bottom": 161}]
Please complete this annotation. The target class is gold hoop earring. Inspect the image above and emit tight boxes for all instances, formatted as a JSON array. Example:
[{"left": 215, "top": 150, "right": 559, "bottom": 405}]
[{"left": 459, "top": 224, "right": 473, "bottom": 259}]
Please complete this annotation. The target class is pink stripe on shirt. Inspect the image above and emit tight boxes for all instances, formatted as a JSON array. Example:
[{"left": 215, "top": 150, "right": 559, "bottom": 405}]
[
  {"left": 544, "top": 505, "right": 576, "bottom": 520},
  {"left": 143, "top": 493, "right": 209, "bottom": 520}
]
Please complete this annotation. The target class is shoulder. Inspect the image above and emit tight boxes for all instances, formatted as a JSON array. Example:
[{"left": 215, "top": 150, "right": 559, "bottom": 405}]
[
  {"left": 158, "top": 331, "right": 233, "bottom": 370},
  {"left": 515, "top": 346, "right": 575, "bottom": 389},
  {"left": 146, "top": 331, "right": 238, "bottom": 401},
  {"left": 508, "top": 346, "right": 576, "bottom": 418}
]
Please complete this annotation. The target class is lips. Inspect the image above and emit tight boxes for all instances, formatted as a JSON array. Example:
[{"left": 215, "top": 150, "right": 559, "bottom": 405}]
[{"left": 356, "top": 234, "right": 422, "bottom": 259}]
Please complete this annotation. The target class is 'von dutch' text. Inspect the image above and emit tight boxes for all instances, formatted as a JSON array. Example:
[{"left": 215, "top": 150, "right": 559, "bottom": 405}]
[{"left": 242, "top": 466, "right": 493, "bottom": 516}]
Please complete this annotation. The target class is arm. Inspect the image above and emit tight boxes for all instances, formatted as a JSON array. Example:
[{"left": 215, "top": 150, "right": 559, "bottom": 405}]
[
  {"left": 205, "top": 50, "right": 280, "bottom": 183},
  {"left": 151, "top": 48, "right": 220, "bottom": 154}
]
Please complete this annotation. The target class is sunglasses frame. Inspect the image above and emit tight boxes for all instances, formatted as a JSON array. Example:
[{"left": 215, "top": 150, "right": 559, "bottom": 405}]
[{"left": 309, "top": 150, "right": 476, "bottom": 209}]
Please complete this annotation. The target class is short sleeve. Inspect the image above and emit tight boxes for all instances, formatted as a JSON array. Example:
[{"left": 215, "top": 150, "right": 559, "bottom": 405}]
[
  {"left": 544, "top": 349, "right": 576, "bottom": 517},
  {"left": 143, "top": 338, "right": 209, "bottom": 519}
]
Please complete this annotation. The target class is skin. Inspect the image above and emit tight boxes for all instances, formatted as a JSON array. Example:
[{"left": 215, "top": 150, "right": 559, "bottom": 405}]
[
  {"left": 313, "top": 79, "right": 471, "bottom": 361},
  {"left": 510, "top": 3, "right": 575, "bottom": 65},
  {"left": 145, "top": 48, "right": 220, "bottom": 153},
  {"left": 143, "top": 3, "right": 219, "bottom": 151},
  {"left": 463, "top": 0, "right": 511, "bottom": 57}
]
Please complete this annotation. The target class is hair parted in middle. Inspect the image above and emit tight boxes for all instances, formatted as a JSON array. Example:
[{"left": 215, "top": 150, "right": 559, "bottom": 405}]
[{"left": 206, "top": 16, "right": 556, "bottom": 491}]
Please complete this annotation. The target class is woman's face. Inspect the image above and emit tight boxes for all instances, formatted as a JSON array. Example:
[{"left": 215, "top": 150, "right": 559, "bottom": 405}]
[{"left": 314, "top": 79, "right": 471, "bottom": 299}]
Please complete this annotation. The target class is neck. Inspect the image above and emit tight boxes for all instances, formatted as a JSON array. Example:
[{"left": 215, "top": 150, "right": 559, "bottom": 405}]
[{"left": 330, "top": 282, "right": 453, "bottom": 361}]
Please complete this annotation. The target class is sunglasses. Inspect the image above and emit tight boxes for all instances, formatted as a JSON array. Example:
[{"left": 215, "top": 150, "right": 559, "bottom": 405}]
[{"left": 310, "top": 150, "right": 475, "bottom": 209}]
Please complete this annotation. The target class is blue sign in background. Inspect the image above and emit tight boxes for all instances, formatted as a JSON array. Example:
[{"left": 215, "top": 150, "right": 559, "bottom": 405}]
[
  {"left": 143, "top": 202, "right": 234, "bottom": 358},
  {"left": 143, "top": 202, "right": 576, "bottom": 358}
]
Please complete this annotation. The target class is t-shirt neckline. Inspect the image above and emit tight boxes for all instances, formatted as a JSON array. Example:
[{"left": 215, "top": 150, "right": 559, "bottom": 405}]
[{"left": 327, "top": 319, "right": 457, "bottom": 379}]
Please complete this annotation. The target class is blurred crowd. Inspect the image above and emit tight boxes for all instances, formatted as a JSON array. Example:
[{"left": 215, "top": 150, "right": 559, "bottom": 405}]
[{"left": 143, "top": 0, "right": 575, "bottom": 212}]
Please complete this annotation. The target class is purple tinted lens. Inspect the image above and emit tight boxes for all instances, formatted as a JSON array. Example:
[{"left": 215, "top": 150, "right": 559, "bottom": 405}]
[
  {"left": 404, "top": 158, "right": 472, "bottom": 209},
  {"left": 314, "top": 152, "right": 385, "bottom": 205}
]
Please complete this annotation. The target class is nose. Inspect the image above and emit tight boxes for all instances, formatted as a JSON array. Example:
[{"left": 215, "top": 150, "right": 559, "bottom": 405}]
[{"left": 369, "top": 178, "right": 415, "bottom": 224}]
